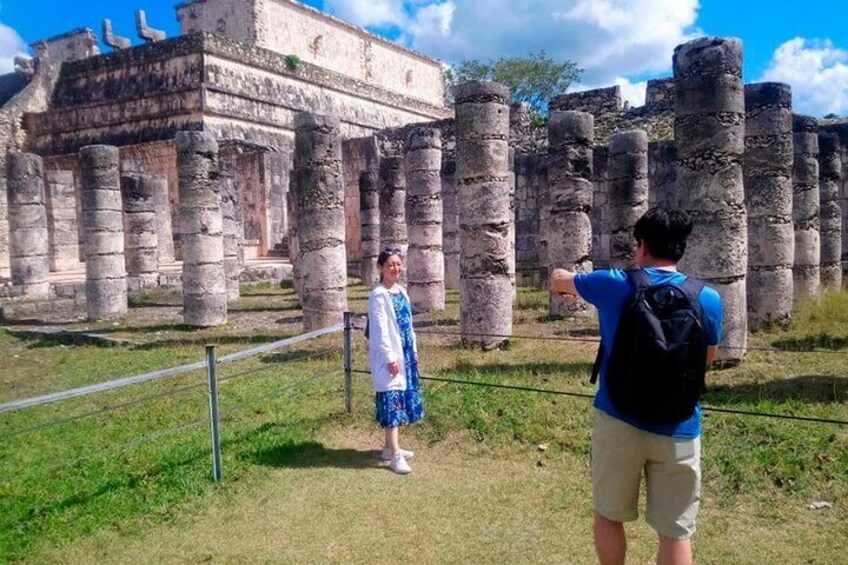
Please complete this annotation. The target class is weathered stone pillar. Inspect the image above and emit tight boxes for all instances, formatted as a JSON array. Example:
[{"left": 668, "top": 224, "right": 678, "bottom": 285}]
[
  {"left": 121, "top": 174, "right": 159, "bottom": 291},
  {"left": 674, "top": 36, "right": 747, "bottom": 364},
  {"left": 219, "top": 161, "right": 242, "bottom": 301},
  {"left": 793, "top": 115, "right": 821, "bottom": 302},
  {"left": 359, "top": 170, "right": 380, "bottom": 286},
  {"left": 590, "top": 146, "right": 610, "bottom": 270},
  {"left": 378, "top": 156, "right": 408, "bottom": 262},
  {"left": 150, "top": 174, "right": 175, "bottom": 264},
  {"left": 744, "top": 83, "right": 794, "bottom": 329},
  {"left": 648, "top": 141, "right": 678, "bottom": 208},
  {"left": 286, "top": 185, "right": 302, "bottom": 297},
  {"left": 455, "top": 80, "right": 513, "bottom": 348},
  {"left": 608, "top": 131, "right": 649, "bottom": 269},
  {"left": 545, "top": 111, "right": 594, "bottom": 318},
  {"left": 405, "top": 127, "right": 445, "bottom": 312},
  {"left": 45, "top": 170, "right": 81, "bottom": 272},
  {"left": 441, "top": 158, "right": 460, "bottom": 290},
  {"left": 292, "top": 112, "right": 347, "bottom": 330},
  {"left": 508, "top": 147, "right": 517, "bottom": 295},
  {"left": 176, "top": 132, "right": 227, "bottom": 327},
  {"left": 0, "top": 153, "right": 9, "bottom": 279},
  {"left": 6, "top": 152, "right": 50, "bottom": 298},
  {"left": 819, "top": 133, "right": 843, "bottom": 289},
  {"left": 80, "top": 145, "right": 128, "bottom": 319}
]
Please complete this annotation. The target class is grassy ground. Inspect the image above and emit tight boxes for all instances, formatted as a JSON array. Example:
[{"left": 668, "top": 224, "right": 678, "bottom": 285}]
[{"left": 1, "top": 285, "right": 847, "bottom": 563}]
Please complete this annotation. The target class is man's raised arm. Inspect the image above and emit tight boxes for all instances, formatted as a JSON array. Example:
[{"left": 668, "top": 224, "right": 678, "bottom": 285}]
[{"left": 549, "top": 268, "right": 579, "bottom": 297}]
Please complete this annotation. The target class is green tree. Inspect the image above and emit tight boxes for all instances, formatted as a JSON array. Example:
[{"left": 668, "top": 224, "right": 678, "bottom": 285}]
[{"left": 446, "top": 50, "right": 582, "bottom": 117}]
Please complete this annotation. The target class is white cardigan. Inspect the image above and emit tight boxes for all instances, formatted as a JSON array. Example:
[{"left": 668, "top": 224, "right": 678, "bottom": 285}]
[{"left": 367, "top": 284, "right": 418, "bottom": 392}]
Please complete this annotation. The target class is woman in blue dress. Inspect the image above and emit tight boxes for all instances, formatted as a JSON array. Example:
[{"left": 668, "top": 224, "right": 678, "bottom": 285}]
[{"left": 367, "top": 248, "right": 424, "bottom": 474}]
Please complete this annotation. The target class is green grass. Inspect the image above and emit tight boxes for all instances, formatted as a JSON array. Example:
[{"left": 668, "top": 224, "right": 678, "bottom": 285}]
[{"left": 1, "top": 285, "right": 848, "bottom": 562}]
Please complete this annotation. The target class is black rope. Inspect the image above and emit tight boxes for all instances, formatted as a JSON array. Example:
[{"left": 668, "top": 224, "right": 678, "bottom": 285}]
[
  {"left": 352, "top": 368, "right": 848, "bottom": 426},
  {"left": 412, "top": 328, "right": 848, "bottom": 355}
]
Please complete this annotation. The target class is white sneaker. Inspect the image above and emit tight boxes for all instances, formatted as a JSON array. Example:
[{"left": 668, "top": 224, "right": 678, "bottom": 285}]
[
  {"left": 381, "top": 447, "right": 415, "bottom": 461},
  {"left": 389, "top": 453, "right": 412, "bottom": 474}
]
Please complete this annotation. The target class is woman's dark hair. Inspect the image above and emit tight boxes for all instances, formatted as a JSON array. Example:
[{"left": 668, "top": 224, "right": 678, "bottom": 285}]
[
  {"left": 377, "top": 248, "right": 404, "bottom": 281},
  {"left": 633, "top": 206, "right": 693, "bottom": 262}
]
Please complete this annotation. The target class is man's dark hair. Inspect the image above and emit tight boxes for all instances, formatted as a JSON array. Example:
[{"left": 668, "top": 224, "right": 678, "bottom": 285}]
[{"left": 633, "top": 206, "right": 693, "bottom": 262}]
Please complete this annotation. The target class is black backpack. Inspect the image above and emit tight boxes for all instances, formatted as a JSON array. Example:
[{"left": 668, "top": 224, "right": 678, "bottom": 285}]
[{"left": 590, "top": 269, "right": 709, "bottom": 425}]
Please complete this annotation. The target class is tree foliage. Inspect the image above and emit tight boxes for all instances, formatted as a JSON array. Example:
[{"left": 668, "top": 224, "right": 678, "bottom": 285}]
[{"left": 446, "top": 51, "right": 582, "bottom": 116}]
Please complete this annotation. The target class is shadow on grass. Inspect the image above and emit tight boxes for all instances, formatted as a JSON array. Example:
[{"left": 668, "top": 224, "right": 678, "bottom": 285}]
[
  {"left": 250, "top": 440, "right": 382, "bottom": 470},
  {"left": 771, "top": 334, "right": 848, "bottom": 351},
  {"left": 706, "top": 375, "right": 848, "bottom": 405},
  {"left": 228, "top": 302, "right": 301, "bottom": 314}
]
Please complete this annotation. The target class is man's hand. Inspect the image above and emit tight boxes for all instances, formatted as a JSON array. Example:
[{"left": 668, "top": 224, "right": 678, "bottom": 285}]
[
  {"left": 387, "top": 361, "right": 400, "bottom": 377},
  {"left": 550, "top": 268, "right": 578, "bottom": 297}
]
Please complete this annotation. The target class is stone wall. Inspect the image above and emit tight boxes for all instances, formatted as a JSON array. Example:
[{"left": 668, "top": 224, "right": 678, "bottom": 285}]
[
  {"left": 25, "top": 33, "right": 450, "bottom": 156},
  {"left": 177, "top": 0, "right": 446, "bottom": 107}
]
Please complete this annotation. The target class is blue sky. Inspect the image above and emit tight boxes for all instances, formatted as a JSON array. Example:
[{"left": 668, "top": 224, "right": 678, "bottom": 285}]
[{"left": 2, "top": 0, "right": 847, "bottom": 116}]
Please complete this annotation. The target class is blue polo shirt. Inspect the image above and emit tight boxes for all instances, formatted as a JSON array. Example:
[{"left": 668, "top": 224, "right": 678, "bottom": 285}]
[{"left": 574, "top": 267, "right": 723, "bottom": 439}]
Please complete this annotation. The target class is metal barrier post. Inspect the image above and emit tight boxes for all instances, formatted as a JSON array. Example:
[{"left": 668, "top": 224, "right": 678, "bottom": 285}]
[
  {"left": 344, "top": 312, "right": 353, "bottom": 414},
  {"left": 205, "top": 344, "right": 223, "bottom": 482}
]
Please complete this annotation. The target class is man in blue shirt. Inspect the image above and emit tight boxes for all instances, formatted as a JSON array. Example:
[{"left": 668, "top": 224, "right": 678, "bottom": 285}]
[{"left": 550, "top": 207, "right": 723, "bottom": 565}]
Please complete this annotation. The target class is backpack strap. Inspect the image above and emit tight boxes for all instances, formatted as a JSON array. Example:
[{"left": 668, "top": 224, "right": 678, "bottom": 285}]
[
  {"left": 681, "top": 275, "right": 705, "bottom": 297},
  {"left": 626, "top": 268, "right": 652, "bottom": 290},
  {"left": 590, "top": 342, "right": 603, "bottom": 385}
]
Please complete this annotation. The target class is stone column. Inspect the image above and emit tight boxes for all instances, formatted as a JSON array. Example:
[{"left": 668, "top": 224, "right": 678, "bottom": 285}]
[
  {"left": 405, "top": 127, "right": 445, "bottom": 312},
  {"left": 608, "top": 131, "right": 649, "bottom": 269},
  {"left": 455, "top": 80, "right": 513, "bottom": 349},
  {"left": 378, "top": 156, "right": 408, "bottom": 262},
  {"left": 219, "top": 161, "right": 242, "bottom": 301},
  {"left": 45, "top": 170, "right": 81, "bottom": 272},
  {"left": 176, "top": 132, "right": 227, "bottom": 327},
  {"left": 648, "top": 141, "right": 678, "bottom": 208},
  {"left": 80, "top": 145, "right": 128, "bottom": 319},
  {"left": 359, "top": 170, "right": 380, "bottom": 287},
  {"left": 150, "top": 174, "right": 175, "bottom": 264},
  {"left": 674, "top": 36, "right": 747, "bottom": 364},
  {"left": 286, "top": 185, "right": 302, "bottom": 297},
  {"left": 292, "top": 112, "right": 347, "bottom": 330},
  {"left": 590, "top": 146, "right": 610, "bottom": 270},
  {"left": 121, "top": 174, "right": 159, "bottom": 291},
  {"left": 793, "top": 115, "right": 820, "bottom": 302},
  {"left": 441, "top": 158, "right": 460, "bottom": 290},
  {"left": 6, "top": 152, "right": 50, "bottom": 298},
  {"left": 819, "top": 132, "right": 843, "bottom": 290},
  {"left": 0, "top": 152, "right": 9, "bottom": 279},
  {"left": 546, "top": 111, "right": 594, "bottom": 318},
  {"left": 744, "top": 83, "right": 794, "bottom": 329}
]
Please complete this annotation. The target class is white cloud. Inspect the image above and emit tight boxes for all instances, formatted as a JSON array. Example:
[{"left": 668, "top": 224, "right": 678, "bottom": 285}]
[
  {"left": 614, "top": 78, "right": 648, "bottom": 108},
  {"left": 0, "top": 20, "right": 27, "bottom": 74},
  {"left": 323, "top": 0, "right": 407, "bottom": 29},
  {"left": 760, "top": 37, "right": 848, "bottom": 117}
]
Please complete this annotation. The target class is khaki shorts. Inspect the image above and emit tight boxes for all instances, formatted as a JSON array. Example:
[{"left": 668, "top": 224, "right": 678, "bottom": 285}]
[{"left": 591, "top": 409, "right": 701, "bottom": 540}]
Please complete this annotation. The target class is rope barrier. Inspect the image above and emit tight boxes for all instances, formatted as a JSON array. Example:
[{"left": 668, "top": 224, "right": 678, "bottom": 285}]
[
  {"left": 351, "top": 368, "right": 848, "bottom": 426},
  {"left": 412, "top": 328, "right": 848, "bottom": 355}
]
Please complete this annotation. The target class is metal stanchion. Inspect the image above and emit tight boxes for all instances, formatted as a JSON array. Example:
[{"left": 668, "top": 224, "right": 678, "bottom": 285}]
[
  {"left": 344, "top": 312, "right": 353, "bottom": 414},
  {"left": 205, "top": 344, "right": 223, "bottom": 482}
]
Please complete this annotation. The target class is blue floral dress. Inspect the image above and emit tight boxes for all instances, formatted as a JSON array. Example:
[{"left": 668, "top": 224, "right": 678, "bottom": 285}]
[{"left": 374, "top": 291, "right": 424, "bottom": 429}]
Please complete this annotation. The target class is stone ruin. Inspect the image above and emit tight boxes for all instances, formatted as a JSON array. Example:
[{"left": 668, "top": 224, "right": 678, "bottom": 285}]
[{"left": 0, "top": 0, "right": 845, "bottom": 356}]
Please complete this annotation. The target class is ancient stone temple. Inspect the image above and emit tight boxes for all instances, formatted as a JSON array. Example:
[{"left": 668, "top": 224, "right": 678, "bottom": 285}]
[
  {"left": 455, "top": 81, "right": 513, "bottom": 349},
  {"left": 378, "top": 156, "right": 408, "bottom": 260},
  {"left": 44, "top": 170, "right": 80, "bottom": 272},
  {"left": 359, "top": 170, "right": 380, "bottom": 287},
  {"left": 674, "top": 36, "right": 748, "bottom": 364},
  {"left": 405, "top": 127, "right": 445, "bottom": 312},
  {"left": 793, "top": 115, "right": 821, "bottom": 302},
  {"left": 121, "top": 173, "right": 159, "bottom": 291},
  {"left": 744, "top": 83, "right": 794, "bottom": 329},
  {"left": 291, "top": 112, "right": 347, "bottom": 330}
]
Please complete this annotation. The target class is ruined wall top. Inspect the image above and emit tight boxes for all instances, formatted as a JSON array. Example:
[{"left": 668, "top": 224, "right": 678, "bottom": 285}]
[
  {"left": 550, "top": 86, "right": 623, "bottom": 115},
  {"left": 30, "top": 28, "right": 100, "bottom": 63},
  {"left": 176, "top": 0, "right": 446, "bottom": 107}
]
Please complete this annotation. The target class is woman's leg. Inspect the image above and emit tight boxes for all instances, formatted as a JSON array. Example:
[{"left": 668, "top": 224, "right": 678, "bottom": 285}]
[{"left": 384, "top": 426, "right": 400, "bottom": 456}]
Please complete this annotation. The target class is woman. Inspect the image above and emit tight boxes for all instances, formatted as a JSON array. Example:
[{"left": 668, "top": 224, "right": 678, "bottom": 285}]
[{"left": 367, "top": 248, "right": 424, "bottom": 474}]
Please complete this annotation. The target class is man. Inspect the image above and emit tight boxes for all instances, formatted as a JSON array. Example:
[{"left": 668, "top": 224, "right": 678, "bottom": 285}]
[{"left": 550, "top": 206, "right": 723, "bottom": 565}]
